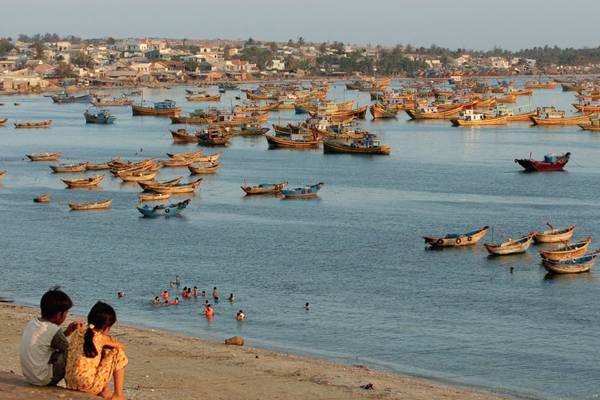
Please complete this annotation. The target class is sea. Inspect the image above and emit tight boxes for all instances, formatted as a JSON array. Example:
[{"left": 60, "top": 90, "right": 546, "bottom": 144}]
[{"left": 0, "top": 79, "right": 599, "bottom": 399}]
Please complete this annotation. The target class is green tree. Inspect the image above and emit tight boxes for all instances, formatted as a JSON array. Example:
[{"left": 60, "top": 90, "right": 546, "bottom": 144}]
[
  {"left": 71, "top": 51, "right": 95, "bottom": 68},
  {"left": 0, "top": 38, "right": 14, "bottom": 57}
]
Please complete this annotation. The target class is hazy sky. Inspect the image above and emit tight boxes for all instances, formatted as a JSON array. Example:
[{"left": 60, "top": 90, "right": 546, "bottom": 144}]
[{"left": 1, "top": 0, "right": 598, "bottom": 50}]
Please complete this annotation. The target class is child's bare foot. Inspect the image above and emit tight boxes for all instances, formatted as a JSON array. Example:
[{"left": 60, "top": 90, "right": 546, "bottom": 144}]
[
  {"left": 110, "top": 393, "right": 127, "bottom": 400},
  {"left": 98, "top": 386, "right": 113, "bottom": 399}
]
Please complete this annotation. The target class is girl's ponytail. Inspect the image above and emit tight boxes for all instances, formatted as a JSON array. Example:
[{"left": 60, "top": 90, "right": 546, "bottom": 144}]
[
  {"left": 83, "top": 325, "right": 98, "bottom": 358},
  {"left": 83, "top": 302, "right": 117, "bottom": 358}
]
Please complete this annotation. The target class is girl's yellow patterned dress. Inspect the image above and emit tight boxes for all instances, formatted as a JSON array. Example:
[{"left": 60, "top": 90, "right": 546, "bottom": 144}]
[{"left": 65, "top": 327, "right": 128, "bottom": 394}]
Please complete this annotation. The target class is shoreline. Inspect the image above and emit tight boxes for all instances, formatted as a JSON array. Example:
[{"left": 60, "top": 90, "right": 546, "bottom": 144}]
[{"left": 0, "top": 302, "right": 515, "bottom": 400}]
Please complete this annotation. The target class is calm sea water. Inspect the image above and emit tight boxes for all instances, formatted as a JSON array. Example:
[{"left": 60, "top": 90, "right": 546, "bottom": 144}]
[{"left": 1, "top": 81, "right": 599, "bottom": 399}]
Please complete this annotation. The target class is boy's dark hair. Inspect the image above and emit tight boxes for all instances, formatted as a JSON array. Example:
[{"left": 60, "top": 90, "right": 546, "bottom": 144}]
[{"left": 40, "top": 288, "right": 73, "bottom": 318}]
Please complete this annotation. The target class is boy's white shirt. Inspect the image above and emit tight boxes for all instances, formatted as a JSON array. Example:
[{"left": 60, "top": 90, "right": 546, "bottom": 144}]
[{"left": 19, "top": 318, "right": 60, "bottom": 385}]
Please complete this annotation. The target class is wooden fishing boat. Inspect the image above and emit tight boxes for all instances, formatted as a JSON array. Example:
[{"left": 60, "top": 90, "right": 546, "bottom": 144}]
[
  {"left": 113, "top": 161, "right": 161, "bottom": 177},
  {"left": 132, "top": 100, "right": 181, "bottom": 117},
  {"left": 68, "top": 199, "right": 112, "bottom": 211},
  {"left": 472, "top": 98, "right": 497, "bottom": 109},
  {"left": 119, "top": 169, "right": 159, "bottom": 182},
  {"left": 0, "top": 118, "right": 7, "bottom": 125},
  {"left": 193, "top": 152, "right": 223, "bottom": 163},
  {"left": 186, "top": 93, "right": 221, "bottom": 102},
  {"left": 84, "top": 109, "right": 116, "bottom": 124},
  {"left": 50, "top": 162, "right": 88, "bottom": 173},
  {"left": 323, "top": 133, "right": 391, "bottom": 155},
  {"left": 533, "top": 224, "right": 576, "bottom": 243},
  {"left": 530, "top": 107, "right": 591, "bottom": 126},
  {"left": 14, "top": 120, "right": 52, "bottom": 129},
  {"left": 542, "top": 253, "right": 597, "bottom": 274},
  {"left": 266, "top": 134, "right": 320, "bottom": 149},
  {"left": 484, "top": 233, "right": 535, "bottom": 255},
  {"left": 162, "top": 158, "right": 195, "bottom": 168},
  {"left": 138, "top": 177, "right": 183, "bottom": 190},
  {"left": 188, "top": 162, "right": 220, "bottom": 175},
  {"left": 51, "top": 93, "right": 92, "bottom": 104},
  {"left": 405, "top": 105, "right": 463, "bottom": 120},
  {"left": 230, "top": 124, "right": 269, "bottom": 136},
  {"left": 26, "top": 152, "right": 62, "bottom": 161},
  {"left": 495, "top": 94, "right": 517, "bottom": 104},
  {"left": 539, "top": 236, "right": 592, "bottom": 261},
  {"left": 144, "top": 178, "right": 203, "bottom": 194},
  {"left": 525, "top": 81, "right": 557, "bottom": 90},
  {"left": 241, "top": 181, "right": 288, "bottom": 195},
  {"left": 579, "top": 120, "right": 600, "bottom": 131},
  {"left": 370, "top": 103, "right": 399, "bottom": 119},
  {"left": 170, "top": 115, "right": 215, "bottom": 125},
  {"left": 573, "top": 103, "right": 600, "bottom": 113},
  {"left": 196, "top": 126, "right": 232, "bottom": 146},
  {"left": 167, "top": 150, "right": 204, "bottom": 160},
  {"left": 235, "top": 102, "right": 280, "bottom": 112},
  {"left": 506, "top": 110, "right": 538, "bottom": 122},
  {"left": 137, "top": 199, "right": 191, "bottom": 218},
  {"left": 514, "top": 152, "right": 570, "bottom": 172},
  {"left": 138, "top": 192, "right": 171, "bottom": 202},
  {"left": 170, "top": 128, "right": 198, "bottom": 143},
  {"left": 450, "top": 110, "right": 508, "bottom": 127},
  {"left": 86, "top": 161, "right": 113, "bottom": 171},
  {"left": 423, "top": 226, "right": 489, "bottom": 248},
  {"left": 281, "top": 182, "right": 324, "bottom": 199},
  {"left": 62, "top": 176, "right": 104, "bottom": 188},
  {"left": 33, "top": 194, "right": 49, "bottom": 203},
  {"left": 91, "top": 97, "right": 132, "bottom": 107}
]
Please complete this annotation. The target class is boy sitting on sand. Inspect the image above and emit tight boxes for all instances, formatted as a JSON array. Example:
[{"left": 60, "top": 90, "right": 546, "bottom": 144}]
[{"left": 19, "top": 288, "right": 82, "bottom": 386}]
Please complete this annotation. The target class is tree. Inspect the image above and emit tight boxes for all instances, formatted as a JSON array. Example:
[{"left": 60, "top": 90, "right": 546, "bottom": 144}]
[
  {"left": 53, "top": 62, "right": 76, "bottom": 79},
  {"left": 0, "top": 38, "right": 14, "bottom": 57},
  {"left": 32, "top": 41, "right": 45, "bottom": 60},
  {"left": 297, "top": 37, "right": 305, "bottom": 46},
  {"left": 184, "top": 60, "right": 199, "bottom": 72},
  {"left": 71, "top": 51, "right": 95, "bottom": 68},
  {"left": 241, "top": 46, "right": 273, "bottom": 70},
  {"left": 106, "top": 37, "right": 116, "bottom": 45},
  {"left": 318, "top": 42, "right": 327, "bottom": 53}
]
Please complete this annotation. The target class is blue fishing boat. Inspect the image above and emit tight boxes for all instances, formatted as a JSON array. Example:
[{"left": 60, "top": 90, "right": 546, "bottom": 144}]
[
  {"left": 84, "top": 109, "right": 116, "bottom": 124},
  {"left": 542, "top": 253, "right": 598, "bottom": 274},
  {"left": 136, "top": 199, "right": 191, "bottom": 218},
  {"left": 51, "top": 92, "right": 93, "bottom": 104},
  {"left": 281, "top": 182, "right": 324, "bottom": 199}
]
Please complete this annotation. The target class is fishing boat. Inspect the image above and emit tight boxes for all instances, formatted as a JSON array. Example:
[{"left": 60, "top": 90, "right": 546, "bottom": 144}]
[
  {"left": 26, "top": 152, "right": 62, "bottom": 161},
  {"left": 230, "top": 124, "right": 269, "bottom": 136},
  {"left": 188, "top": 162, "right": 220, "bottom": 175},
  {"left": 138, "top": 177, "right": 183, "bottom": 190},
  {"left": 0, "top": 118, "right": 7, "bottom": 125},
  {"left": 62, "top": 176, "right": 104, "bottom": 188},
  {"left": 579, "top": 119, "right": 600, "bottom": 132},
  {"left": 533, "top": 224, "right": 576, "bottom": 243},
  {"left": 136, "top": 199, "right": 191, "bottom": 218},
  {"left": 484, "top": 233, "right": 535, "bottom": 255},
  {"left": 323, "top": 133, "right": 391, "bottom": 155},
  {"left": 525, "top": 80, "right": 557, "bottom": 90},
  {"left": 241, "top": 181, "right": 288, "bottom": 195},
  {"left": 132, "top": 100, "right": 181, "bottom": 116},
  {"left": 170, "top": 128, "right": 198, "bottom": 143},
  {"left": 514, "top": 152, "right": 570, "bottom": 172},
  {"left": 170, "top": 114, "right": 214, "bottom": 125},
  {"left": 423, "top": 226, "right": 489, "bottom": 248},
  {"left": 162, "top": 157, "right": 195, "bottom": 168},
  {"left": 14, "top": 120, "right": 52, "bottom": 129},
  {"left": 167, "top": 150, "right": 204, "bottom": 160},
  {"left": 539, "top": 236, "right": 592, "bottom": 261},
  {"left": 185, "top": 93, "right": 221, "bottom": 102},
  {"left": 542, "top": 253, "right": 598, "bottom": 274},
  {"left": 51, "top": 93, "right": 93, "bottom": 104},
  {"left": 530, "top": 107, "right": 591, "bottom": 126},
  {"left": 235, "top": 102, "right": 280, "bottom": 112},
  {"left": 68, "top": 199, "right": 112, "bottom": 211},
  {"left": 196, "top": 126, "right": 232, "bottom": 146},
  {"left": 84, "top": 109, "right": 116, "bottom": 124},
  {"left": 450, "top": 110, "right": 508, "bottom": 127},
  {"left": 50, "top": 162, "right": 88, "bottom": 173},
  {"left": 266, "top": 131, "right": 320, "bottom": 149},
  {"left": 370, "top": 103, "right": 399, "bottom": 119},
  {"left": 405, "top": 105, "right": 463, "bottom": 120},
  {"left": 573, "top": 103, "right": 600, "bottom": 113},
  {"left": 143, "top": 178, "right": 203, "bottom": 194},
  {"left": 138, "top": 192, "right": 171, "bottom": 202},
  {"left": 119, "top": 169, "right": 159, "bottom": 182},
  {"left": 193, "top": 152, "right": 223, "bottom": 163},
  {"left": 91, "top": 97, "right": 132, "bottom": 107},
  {"left": 33, "top": 194, "right": 50, "bottom": 203},
  {"left": 281, "top": 182, "right": 324, "bottom": 199},
  {"left": 86, "top": 161, "right": 115, "bottom": 171}
]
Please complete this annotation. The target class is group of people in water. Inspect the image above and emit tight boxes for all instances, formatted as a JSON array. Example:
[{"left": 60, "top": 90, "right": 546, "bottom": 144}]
[{"left": 152, "top": 278, "right": 245, "bottom": 321}]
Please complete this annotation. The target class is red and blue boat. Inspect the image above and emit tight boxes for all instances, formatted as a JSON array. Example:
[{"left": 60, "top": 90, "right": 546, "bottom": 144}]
[{"left": 514, "top": 152, "right": 570, "bottom": 172}]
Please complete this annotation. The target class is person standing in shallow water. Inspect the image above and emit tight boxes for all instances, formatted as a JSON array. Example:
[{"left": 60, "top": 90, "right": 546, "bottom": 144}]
[
  {"left": 304, "top": 302, "right": 310, "bottom": 311},
  {"left": 212, "top": 287, "right": 219, "bottom": 301}
]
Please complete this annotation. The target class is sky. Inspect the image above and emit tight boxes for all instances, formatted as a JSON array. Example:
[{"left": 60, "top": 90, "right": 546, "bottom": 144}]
[{"left": 1, "top": 0, "right": 598, "bottom": 50}]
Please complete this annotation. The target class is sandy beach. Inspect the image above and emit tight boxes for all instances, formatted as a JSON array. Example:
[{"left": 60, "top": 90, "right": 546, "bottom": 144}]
[{"left": 0, "top": 303, "right": 510, "bottom": 400}]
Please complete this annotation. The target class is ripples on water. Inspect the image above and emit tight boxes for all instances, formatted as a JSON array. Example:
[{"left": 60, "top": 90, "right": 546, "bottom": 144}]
[{"left": 1, "top": 81, "right": 599, "bottom": 399}]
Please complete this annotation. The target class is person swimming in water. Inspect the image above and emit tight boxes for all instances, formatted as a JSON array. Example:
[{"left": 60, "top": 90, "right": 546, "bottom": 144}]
[
  {"left": 204, "top": 304, "right": 214, "bottom": 318},
  {"left": 161, "top": 291, "right": 169, "bottom": 300},
  {"left": 212, "top": 287, "right": 219, "bottom": 300},
  {"left": 201, "top": 289, "right": 206, "bottom": 298},
  {"left": 193, "top": 287, "right": 199, "bottom": 298},
  {"left": 304, "top": 302, "right": 310, "bottom": 310},
  {"left": 235, "top": 310, "right": 245, "bottom": 321},
  {"left": 227, "top": 293, "right": 235, "bottom": 302},
  {"left": 152, "top": 296, "right": 161, "bottom": 305},
  {"left": 117, "top": 291, "right": 125, "bottom": 299}
]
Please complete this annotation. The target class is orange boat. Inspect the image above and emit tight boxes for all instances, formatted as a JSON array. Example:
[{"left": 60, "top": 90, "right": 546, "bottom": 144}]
[
  {"left": 185, "top": 93, "right": 221, "bottom": 102},
  {"left": 531, "top": 107, "right": 592, "bottom": 126},
  {"left": 370, "top": 103, "right": 398, "bottom": 119},
  {"left": 573, "top": 103, "right": 600, "bottom": 113},
  {"left": 132, "top": 100, "right": 181, "bottom": 117},
  {"left": 405, "top": 105, "right": 463, "bottom": 120}
]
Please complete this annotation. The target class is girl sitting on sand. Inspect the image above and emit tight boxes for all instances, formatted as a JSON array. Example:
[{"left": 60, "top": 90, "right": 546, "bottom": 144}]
[{"left": 65, "top": 301, "right": 128, "bottom": 400}]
